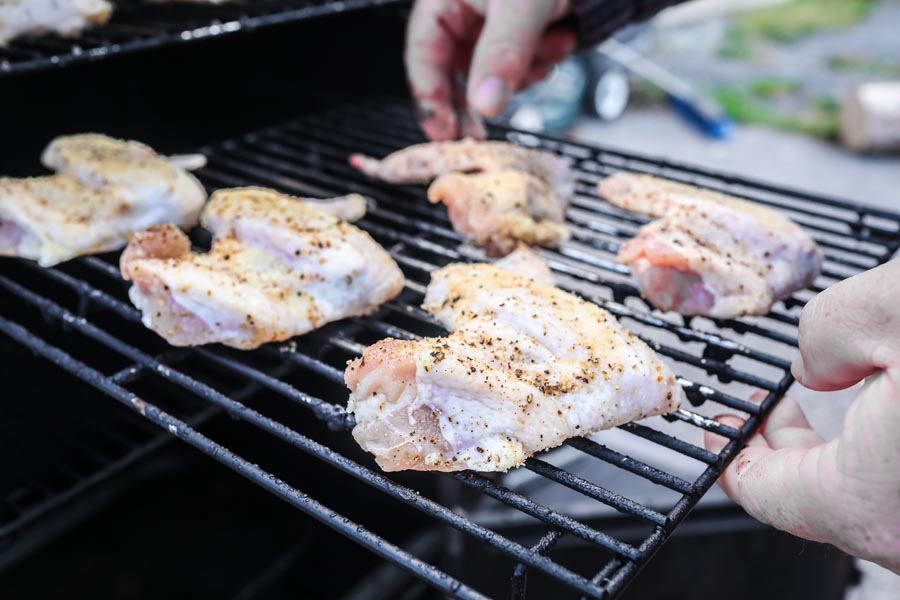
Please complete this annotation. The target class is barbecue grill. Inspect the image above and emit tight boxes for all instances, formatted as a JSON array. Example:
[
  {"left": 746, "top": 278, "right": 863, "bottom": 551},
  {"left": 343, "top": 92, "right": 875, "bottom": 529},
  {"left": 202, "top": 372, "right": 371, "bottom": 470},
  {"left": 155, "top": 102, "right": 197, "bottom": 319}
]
[
  {"left": 3, "top": 91, "right": 898, "bottom": 598},
  {"left": 3, "top": 0, "right": 900, "bottom": 596}
]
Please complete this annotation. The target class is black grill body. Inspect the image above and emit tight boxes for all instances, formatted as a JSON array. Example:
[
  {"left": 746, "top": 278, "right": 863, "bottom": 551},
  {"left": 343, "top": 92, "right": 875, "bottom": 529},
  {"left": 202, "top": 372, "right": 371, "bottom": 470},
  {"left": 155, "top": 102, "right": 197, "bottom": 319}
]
[
  {"left": 0, "top": 0, "right": 408, "bottom": 76},
  {"left": 2, "top": 96, "right": 897, "bottom": 599}
]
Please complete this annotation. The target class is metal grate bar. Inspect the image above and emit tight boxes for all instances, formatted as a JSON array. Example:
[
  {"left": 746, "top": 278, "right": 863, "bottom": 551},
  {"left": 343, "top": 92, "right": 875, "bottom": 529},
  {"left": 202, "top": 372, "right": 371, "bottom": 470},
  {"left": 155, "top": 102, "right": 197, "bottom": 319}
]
[
  {"left": 510, "top": 530, "right": 563, "bottom": 600},
  {"left": 0, "top": 317, "right": 491, "bottom": 600},
  {"left": 524, "top": 459, "right": 668, "bottom": 526},
  {"left": 564, "top": 438, "right": 694, "bottom": 494}
]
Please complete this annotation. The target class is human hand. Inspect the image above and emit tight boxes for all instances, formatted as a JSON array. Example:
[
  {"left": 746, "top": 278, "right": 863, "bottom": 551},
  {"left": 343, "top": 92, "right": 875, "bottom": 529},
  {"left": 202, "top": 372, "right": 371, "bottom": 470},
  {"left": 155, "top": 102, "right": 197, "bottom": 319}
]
[
  {"left": 405, "top": 0, "right": 575, "bottom": 140},
  {"left": 704, "top": 258, "right": 900, "bottom": 574}
]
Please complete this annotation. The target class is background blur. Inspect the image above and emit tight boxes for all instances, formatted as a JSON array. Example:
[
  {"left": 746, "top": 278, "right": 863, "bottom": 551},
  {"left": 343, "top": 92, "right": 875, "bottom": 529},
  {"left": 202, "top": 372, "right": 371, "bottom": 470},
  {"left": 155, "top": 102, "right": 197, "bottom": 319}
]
[{"left": 510, "top": 0, "right": 900, "bottom": 214}]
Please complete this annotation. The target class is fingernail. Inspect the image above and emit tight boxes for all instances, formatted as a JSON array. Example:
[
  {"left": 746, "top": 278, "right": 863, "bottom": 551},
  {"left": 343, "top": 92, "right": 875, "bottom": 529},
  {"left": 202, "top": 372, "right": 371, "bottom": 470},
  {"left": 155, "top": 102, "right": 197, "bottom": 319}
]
[
  {"left": 472, "top": 76, "right": 507, "bottom": 115},
  {"left": 791, "top": 354, "right": 805, "bottom": 383}
]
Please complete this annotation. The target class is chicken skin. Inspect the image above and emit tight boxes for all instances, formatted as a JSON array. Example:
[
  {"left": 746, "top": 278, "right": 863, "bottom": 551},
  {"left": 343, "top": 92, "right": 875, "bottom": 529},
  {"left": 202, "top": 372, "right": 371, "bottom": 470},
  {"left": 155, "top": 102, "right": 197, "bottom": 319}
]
[
  {"left": 427, "top": 171, "right": 570, "bottom": 256},
  {"left": 0, "top": 134, "right": 206, "bottom": 267},
  {"left": 0, "top": 0, "right": 111, "bottom": 46},
  {"left": 350, "top": 138, "right": 575, "bottom": 202},
  {"left": 599, "top": 173, "right": 823, "bottom": 318},
  {"left": 345, "top": 264, "right": 683, "bottom": 472},
  {"left": 120, "top": 187, "right": 404, "bottom": 350}
]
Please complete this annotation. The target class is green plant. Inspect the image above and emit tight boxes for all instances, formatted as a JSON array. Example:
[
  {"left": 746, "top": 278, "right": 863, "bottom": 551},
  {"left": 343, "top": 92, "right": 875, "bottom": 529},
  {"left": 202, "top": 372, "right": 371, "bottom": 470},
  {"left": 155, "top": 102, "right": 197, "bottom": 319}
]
[
  {"left": 714, "top": 85, "right": 840, "bottom": 140},
  {"left": 827, "top": 54, "right": 900, "bottom": 75},
  {"left": 734, "top": 0, "right": 878, "bottom": 42}
]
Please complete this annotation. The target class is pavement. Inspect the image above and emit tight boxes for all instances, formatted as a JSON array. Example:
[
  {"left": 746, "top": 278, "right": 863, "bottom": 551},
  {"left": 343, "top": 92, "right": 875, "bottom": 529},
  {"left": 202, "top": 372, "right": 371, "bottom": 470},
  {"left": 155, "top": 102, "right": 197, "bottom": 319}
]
[{"left": 571, "top": 109, "right": 900, "bottom": 212}]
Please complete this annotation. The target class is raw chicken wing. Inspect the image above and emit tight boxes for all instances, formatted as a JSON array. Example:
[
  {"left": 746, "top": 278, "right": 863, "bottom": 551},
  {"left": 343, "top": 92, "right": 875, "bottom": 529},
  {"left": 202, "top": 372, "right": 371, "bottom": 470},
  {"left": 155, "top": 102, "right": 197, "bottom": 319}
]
[
  {"left": 0, "top": 134, "right": 206, "bottom": 266},
  {"left": 349, "top": 138, "right": 575, "bottom": 202},
  {"left": 599, "top": 173, "right": 823, "bottom": 318}
]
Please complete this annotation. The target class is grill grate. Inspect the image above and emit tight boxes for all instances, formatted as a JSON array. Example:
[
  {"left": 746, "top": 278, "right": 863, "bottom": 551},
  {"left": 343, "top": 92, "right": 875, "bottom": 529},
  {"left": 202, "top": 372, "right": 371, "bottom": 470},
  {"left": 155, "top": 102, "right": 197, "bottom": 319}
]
[
  {"left": 0, "top": 0, "right": 407, "bottom": 76},
  {"left": 2, "top": 97, "right": 898, "bottom": 598}
]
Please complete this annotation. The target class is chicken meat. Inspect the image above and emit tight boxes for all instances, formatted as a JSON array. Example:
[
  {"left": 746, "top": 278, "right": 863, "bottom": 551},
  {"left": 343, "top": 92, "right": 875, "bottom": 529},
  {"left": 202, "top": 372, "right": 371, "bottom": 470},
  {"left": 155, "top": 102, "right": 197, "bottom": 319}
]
[
  {"left": 345, "top": 263, "right": 683, "bottom": 472},
  {"left": 427, "top": 171, "right": 570, "bottom": 256},
  {"left": 0, "top": 0, "right": 111, "bottom": 46},
  {"left": 599, "top": 173, "right": 823, "bottom": 318},
  {"left": 0, "top": 134, "right": 206, "bottom": 266},
  {"left": 494, "top": 245, "right": 555, "bottom": 285},
  {"left": 120, "top": 187, "right": 404, "bottom": 349},
  {"left": 350, "top": 138, "right": 575, "bottom": 202}
]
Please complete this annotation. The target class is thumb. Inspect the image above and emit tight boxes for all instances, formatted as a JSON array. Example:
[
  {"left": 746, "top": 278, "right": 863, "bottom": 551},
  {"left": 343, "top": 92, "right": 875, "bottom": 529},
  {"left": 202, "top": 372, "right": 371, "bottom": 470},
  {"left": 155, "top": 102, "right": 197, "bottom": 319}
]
[
  {"left": 793, "top": 258, "right": 900, "bottom": 391},
  {"left": 466, "top": 0, "right": 570, "bottom": 116}
]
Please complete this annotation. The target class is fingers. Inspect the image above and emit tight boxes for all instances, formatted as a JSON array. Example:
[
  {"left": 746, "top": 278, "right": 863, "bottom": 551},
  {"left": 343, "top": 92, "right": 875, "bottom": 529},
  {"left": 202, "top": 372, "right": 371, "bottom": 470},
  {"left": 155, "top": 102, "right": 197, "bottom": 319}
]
[
  {"left": 704, "top": 398, "right": 832, "bottom": 544},
  {"left": 759, "top": 395, "right": 825, "bottom": 450},
  {"left": 793, "top": 258, "right": 900, "bottom": 391},
  {"left": 405, "top": 0, "right": 473, "bottom": 140},
  {"left": 452, "top": 74, "right": 487, "bottom": 139},
  {"left": 466, "top": 0, "right": 571, "bottom": 116},
  {"left": 722, "top": 444, "right": 831, "bottom": 543}
]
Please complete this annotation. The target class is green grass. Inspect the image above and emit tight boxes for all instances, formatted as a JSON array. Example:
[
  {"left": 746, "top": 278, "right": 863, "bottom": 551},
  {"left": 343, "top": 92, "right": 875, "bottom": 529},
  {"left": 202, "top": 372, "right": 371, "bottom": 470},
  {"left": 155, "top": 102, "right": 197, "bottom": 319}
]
[
  {"left": 827, "top": 54, "right": 900, "bottom": 75},
  {"left": 714, "top": 83, "right": 840, "bottom": 140},
  {"left": 736, "top": 0, "right": 878, "bottom": 42},
  {"left": 717, "top": 25, "right": 755, "bottom": 60},
  {"left": 718, "top": 0, "right": 880, "bottom": 60},
  {"left": 747, "top": 77, "right": 801, "bottom": 98}
]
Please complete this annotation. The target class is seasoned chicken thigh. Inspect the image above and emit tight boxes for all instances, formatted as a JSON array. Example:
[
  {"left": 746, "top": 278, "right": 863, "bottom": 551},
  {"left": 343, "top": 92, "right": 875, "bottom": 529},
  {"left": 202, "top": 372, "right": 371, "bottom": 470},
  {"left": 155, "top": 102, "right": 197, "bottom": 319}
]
[
  {"left": 0, "top": 134, "right": 206, "bottom": 267},
  {"left": 427, "top": 171, "right": 570, "bottom": 256},
  {"left": 599, "top": 173, "right": 823, "bottom": 318},
  {"left": 121, "top": 187, "right": 404, "bottom": 349},
  {"left": 0, "top": 0, "right": 111, "bottom": 46},
  {"left": 346, "top": 264, "right": 683, "bottom": 472},
  {"left": 350, "top": 138, "right": 575, "bottom": 202}
]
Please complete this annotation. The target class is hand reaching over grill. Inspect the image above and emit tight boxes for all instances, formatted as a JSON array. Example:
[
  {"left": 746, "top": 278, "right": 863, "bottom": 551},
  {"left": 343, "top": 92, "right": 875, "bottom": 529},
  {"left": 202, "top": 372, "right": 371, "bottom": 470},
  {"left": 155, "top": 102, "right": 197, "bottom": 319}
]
[
  {"left": 405, "top": 0, "right": 575, "bottom": 140},
  {"left": 704, "top": 258, "right": 900, "bottom": 575},
  {"left": 404, "top": 1, "right": 695, "bottom": 140}
]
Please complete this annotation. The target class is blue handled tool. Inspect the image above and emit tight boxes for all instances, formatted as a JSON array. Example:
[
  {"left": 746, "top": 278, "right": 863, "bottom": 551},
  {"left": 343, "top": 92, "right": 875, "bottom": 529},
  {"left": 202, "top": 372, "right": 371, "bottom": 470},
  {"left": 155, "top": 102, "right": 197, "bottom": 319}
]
[{"left": 598, "top": 39, "right": 734, "bottom": 140}]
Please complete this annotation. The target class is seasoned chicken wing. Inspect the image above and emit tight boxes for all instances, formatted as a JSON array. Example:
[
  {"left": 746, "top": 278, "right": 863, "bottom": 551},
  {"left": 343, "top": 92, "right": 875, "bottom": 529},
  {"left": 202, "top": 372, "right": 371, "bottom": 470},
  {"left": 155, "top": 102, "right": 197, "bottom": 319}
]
[
  {"left": 427, "top": 171, "right": 570, "bottom": 256},
  {"left": 0, "top": 134, "right": 206, "bottom": 267},
  {"left": 346, "top": 264, "right": 683, "bottom": 472},
  {"left": 349, "top": 138, "right": 575, "bottom": 202},
  {"left": 0, "top": 0, "right": 111, "bottom": 46},
  {"left": 121, "top": 187, "right": 404, "bottom": 349},
  {"left": 599, "top": 173, "right": 823, "bottom": 318}
]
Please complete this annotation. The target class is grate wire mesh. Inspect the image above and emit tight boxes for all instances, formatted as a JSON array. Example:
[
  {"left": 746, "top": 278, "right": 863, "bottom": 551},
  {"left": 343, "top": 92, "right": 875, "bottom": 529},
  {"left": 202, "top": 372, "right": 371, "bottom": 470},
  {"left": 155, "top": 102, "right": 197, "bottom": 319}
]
[{"left": 1, "top": 97, "right": 898, "bottom": 598}]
